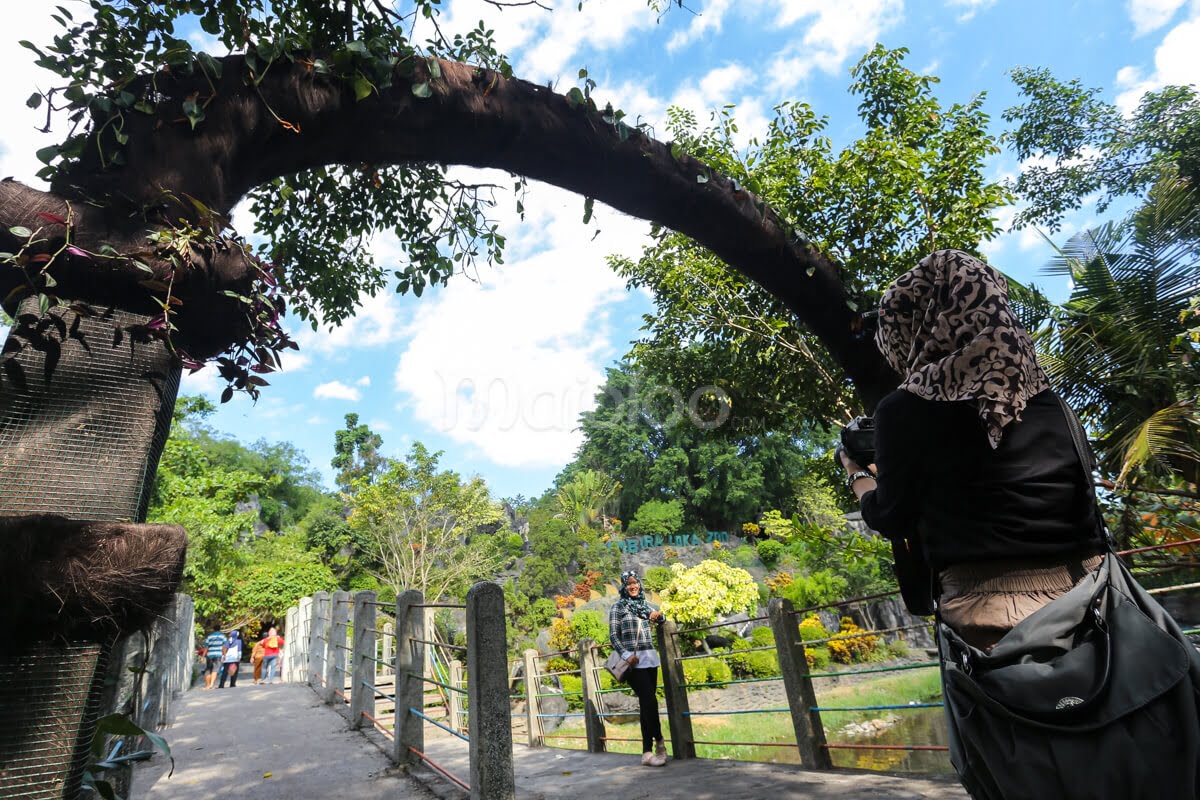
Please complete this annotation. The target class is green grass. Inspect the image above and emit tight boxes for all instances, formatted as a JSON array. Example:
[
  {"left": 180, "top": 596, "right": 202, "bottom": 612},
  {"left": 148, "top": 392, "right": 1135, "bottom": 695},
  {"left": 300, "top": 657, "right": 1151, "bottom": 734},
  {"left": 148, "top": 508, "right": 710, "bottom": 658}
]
[{"left": 542, "top": 665, "right": 944, "bottom": 765}]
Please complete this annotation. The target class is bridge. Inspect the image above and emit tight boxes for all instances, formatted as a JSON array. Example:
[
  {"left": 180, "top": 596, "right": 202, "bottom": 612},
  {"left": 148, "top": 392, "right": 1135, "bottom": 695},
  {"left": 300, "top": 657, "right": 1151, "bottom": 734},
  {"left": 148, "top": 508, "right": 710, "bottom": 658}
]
[{"left": 122, "top": 536, "right": 1200, "bottom": 799}]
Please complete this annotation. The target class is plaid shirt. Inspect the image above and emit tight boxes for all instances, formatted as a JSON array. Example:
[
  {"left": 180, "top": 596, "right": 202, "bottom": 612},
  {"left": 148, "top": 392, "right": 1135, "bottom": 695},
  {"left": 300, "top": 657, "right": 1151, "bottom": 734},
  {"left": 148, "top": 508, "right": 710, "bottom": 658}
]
[{"left": 608, "top": 599, "right": 659, "bottom": 661}]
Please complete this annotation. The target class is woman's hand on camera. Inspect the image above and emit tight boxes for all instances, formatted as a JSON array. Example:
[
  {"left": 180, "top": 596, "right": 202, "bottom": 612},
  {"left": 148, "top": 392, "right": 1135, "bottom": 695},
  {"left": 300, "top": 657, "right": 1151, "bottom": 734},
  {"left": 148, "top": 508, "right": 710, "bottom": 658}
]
[
  {"left": 838, "top": 447, "right": 862, "bottom": 473},
  {"left": 649, "top": 610, "right": 663, "bottom": 622}
]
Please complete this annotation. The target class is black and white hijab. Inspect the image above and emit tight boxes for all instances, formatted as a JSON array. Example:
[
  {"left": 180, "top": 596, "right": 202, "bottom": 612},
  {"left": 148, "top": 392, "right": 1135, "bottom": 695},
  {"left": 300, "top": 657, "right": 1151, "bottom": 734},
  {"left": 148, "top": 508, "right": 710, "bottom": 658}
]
[{"left": 875, "top": 249, "right": 1050, "bottom": 449}]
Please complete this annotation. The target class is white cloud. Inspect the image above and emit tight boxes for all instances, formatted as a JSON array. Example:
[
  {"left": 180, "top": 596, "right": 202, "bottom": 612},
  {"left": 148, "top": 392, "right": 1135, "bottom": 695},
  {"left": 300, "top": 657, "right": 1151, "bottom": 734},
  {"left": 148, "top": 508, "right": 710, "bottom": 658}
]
[
  {"left": 368, "top": 419, "right": 392, "bottom": 431},
  {"left": 1127, "top": 0, "right": 1188, "bottom": 35},
  {"left": 393, "top": 176, "right": 649, "bottom": 468},
  {"left": 765, "top": 0, "right": 905, "bottom": 93},
  {"left": 291, "top": 288, "right": 408, "bottom": 355},
  {"left": 666, "top": 64, "right": 772, "bottom": 147},
  {"left": 314, "top": 381, "right": 362, "bottom": 401},
  {"left": 666, "top": 0, "right": 735, "bottom": 53},
  {"left": 0, "top": 9, "right": 81, "bottom": 185},
  {"left": 1115, "top": 10, "right": 1200, "bottom": 113},
  {"left": 305, "top": 415, "right": 324, "bottom": 425},
  {"left": 520, "top": 0, "right": 659, "bottom": 82},
  {"left": 356, "top": 375, "right": 371, "bottom": 387},
  {"left": 180, "top": 365, "right": 223, "bottom": 396},
  {"left": 946, "top": 0, "right": 997, "bottom": 24}
]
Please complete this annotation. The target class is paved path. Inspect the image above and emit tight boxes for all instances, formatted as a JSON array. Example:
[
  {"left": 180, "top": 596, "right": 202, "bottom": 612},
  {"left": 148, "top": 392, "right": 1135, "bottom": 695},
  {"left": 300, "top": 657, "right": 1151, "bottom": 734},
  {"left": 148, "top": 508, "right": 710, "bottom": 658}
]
[
  {"left": 131, "top": 683, "right": 435, "bottom": 800},
  {"left": 134, "top": 682, "right": 968, "bottom": 800}
]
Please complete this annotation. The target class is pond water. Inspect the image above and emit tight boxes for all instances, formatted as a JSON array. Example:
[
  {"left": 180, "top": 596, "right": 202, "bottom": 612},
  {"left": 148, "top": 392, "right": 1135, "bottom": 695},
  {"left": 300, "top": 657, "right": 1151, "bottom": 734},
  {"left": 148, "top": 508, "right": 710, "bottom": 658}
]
[{"left": 828, "top": 706, "right": 954, "bottom": 775}]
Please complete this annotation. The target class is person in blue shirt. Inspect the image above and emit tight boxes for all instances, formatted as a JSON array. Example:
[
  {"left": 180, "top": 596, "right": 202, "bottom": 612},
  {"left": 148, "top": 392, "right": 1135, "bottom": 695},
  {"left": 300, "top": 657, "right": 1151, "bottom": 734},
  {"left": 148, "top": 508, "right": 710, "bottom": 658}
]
[
  {"left": 218, "top": 630, "right": 243, "bottom": 688},
  {"left": 203, "top": 628, "right": 227, "bottom": 690}
]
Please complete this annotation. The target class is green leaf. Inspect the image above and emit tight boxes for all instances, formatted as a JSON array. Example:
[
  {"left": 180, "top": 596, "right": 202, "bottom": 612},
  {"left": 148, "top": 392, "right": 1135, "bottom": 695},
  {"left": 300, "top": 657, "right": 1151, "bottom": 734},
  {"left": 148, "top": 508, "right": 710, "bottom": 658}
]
[
  {"left": 353, "top": 75, "right": 373, "bottom": 102},
  {"left": 565, "top": 88, "right": 585, "bottom": 107},
  {"left": 9, "top": 226, "right": 32, "bottom": 238},
  {"left": 582, "top": 197, "right": 595, "bottom": 225},
  {"left": 411, "top": 82, "right": 432, "bottom": 99},
  {"left": 428, "top": 58, "right": 442, "bottom": 80},
  {"left": 35, "top": 146, "right": 60, "bottom": 164},
  {"left": 181, "top": 98, "right": 205, "bottom": 130},
  {"left": 696, "top": 173, "right": 709, "bottom": 184},
  {"left": 26, "top": 93, "right": 42, "bottom": 109}
]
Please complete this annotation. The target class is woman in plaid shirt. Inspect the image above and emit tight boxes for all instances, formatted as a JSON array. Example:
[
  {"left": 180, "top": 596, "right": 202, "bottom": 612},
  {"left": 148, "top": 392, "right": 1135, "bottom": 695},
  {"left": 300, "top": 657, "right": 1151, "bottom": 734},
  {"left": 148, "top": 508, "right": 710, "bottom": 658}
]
[{"left": 609, "top": 570, "right": 668, "bottom": 766}]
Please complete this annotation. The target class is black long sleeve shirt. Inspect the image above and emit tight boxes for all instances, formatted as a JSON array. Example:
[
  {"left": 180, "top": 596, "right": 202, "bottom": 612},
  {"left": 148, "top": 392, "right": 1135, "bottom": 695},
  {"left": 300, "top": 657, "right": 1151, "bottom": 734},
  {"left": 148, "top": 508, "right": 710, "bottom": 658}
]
[{"left": 860, "top": 388, "right": 1104, "bottom": 571}]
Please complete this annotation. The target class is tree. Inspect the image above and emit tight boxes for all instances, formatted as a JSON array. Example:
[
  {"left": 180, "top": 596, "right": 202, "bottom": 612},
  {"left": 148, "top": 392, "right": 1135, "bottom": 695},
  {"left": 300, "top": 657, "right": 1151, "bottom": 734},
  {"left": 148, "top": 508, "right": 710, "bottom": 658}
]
[
  {"left": 567, "top": 362, "right": 823, "bottom": 528},
  {"left": 627, "top": 499, "right": 685, "bottom": 538},
  {"left": 0, "top": 0, "right": 906, "bottom": 417},
  {"left": 658, "top": 560, "right": 759, "bottom": 627},
  {"left": 348, "top": 442, "right": 505, "bottom": 600},
  {"left": 554, "top": 469, "right": 621, "bottom": 532},
  {"left": 1033, "top": 175, "right": 1200, "bottom": 487},
  {"left": 331, "top": 413, "right": 385, "bottom": 494},
  {"left": 614, "top": 45, "right": 1011, "bottom": 429},
  {"left": 1003, "top": 68, "right": 1200, "bottom": 232}
]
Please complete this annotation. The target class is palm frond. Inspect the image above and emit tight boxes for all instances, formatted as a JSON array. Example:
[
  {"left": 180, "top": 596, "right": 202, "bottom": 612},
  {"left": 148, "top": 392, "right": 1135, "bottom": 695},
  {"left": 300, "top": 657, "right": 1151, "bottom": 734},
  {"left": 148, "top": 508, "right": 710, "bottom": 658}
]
[{"left": 1114, "top": 402, "right": 1200, "bottom": 486}]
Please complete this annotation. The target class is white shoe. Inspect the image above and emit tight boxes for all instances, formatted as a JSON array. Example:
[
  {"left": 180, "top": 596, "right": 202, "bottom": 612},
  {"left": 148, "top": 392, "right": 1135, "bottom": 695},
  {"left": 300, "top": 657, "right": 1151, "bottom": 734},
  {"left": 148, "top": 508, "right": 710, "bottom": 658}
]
[
  {"left": 641, "top": 751, "right": 666, "bottom": 767},
  {"left": 655, "top": 740, "right": 667, "bottom": 760}
]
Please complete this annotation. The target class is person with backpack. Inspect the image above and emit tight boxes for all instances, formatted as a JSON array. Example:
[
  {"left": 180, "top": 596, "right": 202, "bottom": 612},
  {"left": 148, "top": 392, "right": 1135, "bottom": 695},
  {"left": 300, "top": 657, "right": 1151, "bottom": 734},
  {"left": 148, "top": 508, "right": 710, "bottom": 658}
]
[
  {"left": 250, "top": 638, "right": 266, "bottom": 684},
  {"left": 608, "top": 570, "right": 667, "bottom": 767},
  {"left": 202, "top": 627, "right": 228, "bottom": 690},
  {"left": 218, "top": 630, "right": 243, "bottom": 688},
  {"left": 838, "top": 249, "right": 1200, "bottom": 799},
  {"left": 259, "top": 627, "right": 285, "bottom": 683}
]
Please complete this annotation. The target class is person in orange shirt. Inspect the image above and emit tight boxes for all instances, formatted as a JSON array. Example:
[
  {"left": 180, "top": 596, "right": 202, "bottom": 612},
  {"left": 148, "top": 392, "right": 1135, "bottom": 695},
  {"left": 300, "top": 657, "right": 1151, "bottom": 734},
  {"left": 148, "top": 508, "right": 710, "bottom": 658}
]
[{"left": 260, "top": 627, "right": 285, "bottom": 683}]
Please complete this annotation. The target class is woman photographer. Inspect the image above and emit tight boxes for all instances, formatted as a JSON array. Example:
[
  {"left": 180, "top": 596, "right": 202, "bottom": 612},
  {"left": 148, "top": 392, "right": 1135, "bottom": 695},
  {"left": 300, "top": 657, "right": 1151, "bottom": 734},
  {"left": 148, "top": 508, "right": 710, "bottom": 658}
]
[
  {"left": 838, "top": 249, "right": 1105, "bottom": 651},
  {"left": 608, "top": 570, "right": 668, "bottom": 766}
]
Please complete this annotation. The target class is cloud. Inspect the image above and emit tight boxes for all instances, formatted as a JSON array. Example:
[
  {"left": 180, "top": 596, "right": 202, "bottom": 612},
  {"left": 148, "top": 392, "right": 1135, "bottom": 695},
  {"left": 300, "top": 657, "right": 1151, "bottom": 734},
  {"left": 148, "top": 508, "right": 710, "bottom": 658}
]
[
  {"left": 314, "top": 381, "right": 362, "bottom": 401},
  {"left": 368, "top": 419, "right": 392, "bottom": 431},
  {"left": 0, "top": 9, "right": 82, "bottom": 185},
  {"left": 356, "top": 375, "right": 371, "bottom": 387},
  {"left": 666, "top": 64, "right": 773, "bottom": 147},
  {"left": 393, "top": 175, "right": 649, "bottom": 468},
  {"left": 1126, "top": 0, "right": 1188, "bottom": 36},
  {"left": 945, "top": 0, "right": 997, "bottom": 23},
  {"left": 666, "top": 0, "right": 735, "bottom": 53},
  {"left": 1115, "top": 10, "right": 1200, "bottom": 113},
  {"left": 291, "top": 287, "right": 408, "bottom": 355},
  {"left": 519, "top": 0, "right": 659, "bottom": 82},
  {"left": 765, "top": 0, "right": 905, "bottom": 93}
]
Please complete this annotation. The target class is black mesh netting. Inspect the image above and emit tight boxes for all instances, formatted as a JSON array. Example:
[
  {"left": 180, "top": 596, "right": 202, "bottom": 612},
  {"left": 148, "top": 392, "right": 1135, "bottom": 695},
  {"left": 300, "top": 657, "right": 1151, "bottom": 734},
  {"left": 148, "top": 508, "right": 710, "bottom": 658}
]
[{"left": 0, "top": 297, "right": 182, "bottom": 799}]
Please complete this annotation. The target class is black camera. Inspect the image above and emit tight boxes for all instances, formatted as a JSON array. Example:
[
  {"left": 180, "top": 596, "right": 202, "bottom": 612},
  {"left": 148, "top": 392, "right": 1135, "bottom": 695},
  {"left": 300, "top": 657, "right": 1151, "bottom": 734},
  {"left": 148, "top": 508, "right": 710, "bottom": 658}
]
[{"left": 837, "top": 416, "right": 876, "bottom": 467}]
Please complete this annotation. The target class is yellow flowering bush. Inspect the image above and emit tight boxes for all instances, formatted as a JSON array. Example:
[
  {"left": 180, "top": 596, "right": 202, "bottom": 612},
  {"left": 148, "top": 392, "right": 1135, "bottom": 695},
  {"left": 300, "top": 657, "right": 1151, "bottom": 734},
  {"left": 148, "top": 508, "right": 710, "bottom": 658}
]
[
  {"left": 659, "top": 560, "right": 759, "bottom": 626},
  {"left": 797, "top": 614, "right": 829, "bottom": 642},
  {"left": 826, "top": 616, "right": 879, "bottom": 664}
]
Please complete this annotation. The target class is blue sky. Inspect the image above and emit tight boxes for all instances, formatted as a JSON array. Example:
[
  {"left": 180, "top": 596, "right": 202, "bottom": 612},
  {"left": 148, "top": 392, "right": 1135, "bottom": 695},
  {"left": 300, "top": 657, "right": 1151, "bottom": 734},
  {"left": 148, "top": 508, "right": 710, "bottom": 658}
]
[{"left": 2, "top": 1, "right": 1198, "bottom": 500}]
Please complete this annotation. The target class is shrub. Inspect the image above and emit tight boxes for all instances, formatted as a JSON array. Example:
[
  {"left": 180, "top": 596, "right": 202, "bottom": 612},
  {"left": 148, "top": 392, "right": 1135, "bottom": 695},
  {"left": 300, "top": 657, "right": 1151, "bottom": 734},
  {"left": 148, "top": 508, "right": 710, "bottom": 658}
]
[
  {"left": 642, "top": 565, "right": 674, "bottom": 593},
  {"left": 805, "top": 646, "right": 832, "bottom": 670},
  {"left": 546, "top": 656, "right": 576, "bottom": 674},
  {"left": 827, "top": 617, "right": 879, "bottom": 664},
  {"left": 798, "top": 614, "right": 829, "bottom": 642},
  {"left": 548, "top": 617, "right": 573, "bottom": 652},
  {"left": 726, "top": 638, "right": 779, "bottom": 678},
  {"left": 682, "top": 656, "right": 733, "bottom": 688},
  {"left": 529, "top": 598, "right": 557, "bottom": 630},
  {"left": 757, "top": 539, "right": 784, "bottom": 566},
  {"left": 730, "top": 545, "right": 759, "bottom": 568},
  {"left": 885, "top": 638, "right": 911, "bottom": 659},
  {"left": 627, "top": 499, "right": 685, "bottom": 538},
  {"left": 778, "top": 570, "right": 849, "bottom": 610},
  {"left": 742, "top": 522, "right": 761, "bottom": 538},
  {"left": 659, "top": 560, "right": 759, "bottom": 626},
  {"left": 749, "top": 626, "right": 775, "bottom": 648},
  {"left": 570, "top": 610, "right": 608, "bottom": 647},
  {"left": 558, "top": 674, "right": 585, "bottom": 710},
  {"left": 504, "top": 533, "right": 525, "bottom": 557}
]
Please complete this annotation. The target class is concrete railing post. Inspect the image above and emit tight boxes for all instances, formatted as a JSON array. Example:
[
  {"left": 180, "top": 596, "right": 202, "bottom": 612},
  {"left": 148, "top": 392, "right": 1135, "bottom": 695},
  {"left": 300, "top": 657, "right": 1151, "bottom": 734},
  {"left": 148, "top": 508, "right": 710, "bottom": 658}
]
[
  {"left": 309, "top": 591, "right": 331, "bottom": 690},
  {"left": 284, "top": 606, "right": 298, "bottom": 682},
  {"left": 658, "top": 620, "right": 696, "bottom": 760},
  {"left": 294, "top": 596, "right": 313, "bottom": 684},
  {"left": 447, "top": 659, "right": 463, "bottom": 734},
  {"left": 522, "top": 649, "right": 542, "bottom": 747},
  {"left": 769, "top": 598, "right": 832, "bottom": 769},
  {"left": 578, "top": 639, "right": 607, "bottom": 753},
  {"left": 466, "top": 582, "right": 515, "bottom": 800},
  {"left": 327, "top": 590, "right": 351, "bottom": 704},
  {"left": 395, "top": 590, "right": 425, "bottom": 767},
  {"left": 351, "top": 591, "right": 377, "bottom": 730},
  {"left": 381, "top": 622, "right": 394, "bottom": 676}
]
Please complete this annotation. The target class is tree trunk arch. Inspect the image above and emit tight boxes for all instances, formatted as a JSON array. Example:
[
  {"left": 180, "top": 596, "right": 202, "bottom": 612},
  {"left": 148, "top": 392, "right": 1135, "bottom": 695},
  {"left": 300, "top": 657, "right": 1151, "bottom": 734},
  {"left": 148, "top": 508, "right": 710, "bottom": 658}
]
[{"left": 3, "top": 54, "right": 897, "bottom": 408}]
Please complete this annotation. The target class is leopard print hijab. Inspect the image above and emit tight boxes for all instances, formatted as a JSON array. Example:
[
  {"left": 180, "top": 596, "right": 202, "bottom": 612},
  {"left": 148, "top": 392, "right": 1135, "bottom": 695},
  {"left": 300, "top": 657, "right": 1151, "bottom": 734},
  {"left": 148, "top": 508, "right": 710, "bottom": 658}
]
[{"left": 874, "top": 249, "right": 1049, "bottom": 448}]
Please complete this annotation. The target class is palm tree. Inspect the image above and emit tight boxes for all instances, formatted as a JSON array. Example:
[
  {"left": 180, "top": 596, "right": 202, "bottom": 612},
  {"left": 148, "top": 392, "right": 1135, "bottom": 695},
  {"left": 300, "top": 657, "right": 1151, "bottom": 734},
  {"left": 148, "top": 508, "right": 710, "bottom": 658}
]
[
  {"left": 554, "top": 469, "right": 622, "bottom": 532},
  {"left": 1035, "top": 174, "right": 1200, "bottom": 489}
]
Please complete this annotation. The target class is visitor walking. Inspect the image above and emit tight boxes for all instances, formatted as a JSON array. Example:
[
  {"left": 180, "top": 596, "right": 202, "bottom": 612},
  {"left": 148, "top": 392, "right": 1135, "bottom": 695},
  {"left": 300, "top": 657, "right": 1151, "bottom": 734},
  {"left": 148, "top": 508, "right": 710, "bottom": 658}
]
[
  {"left": 218, "top": 630, "right": 243, "bottom": 688},
  {"left": 203, "top": 628, "right": 227, "bottom": 690},
  {"left": 608, "top": 570, "right": 667, "bottom": 767},
  {"left": 260, "top": 627, "right": 285, "bottom": 683},
  {"left": 251, "top": 638, "right": 266, "bottom": 684}
]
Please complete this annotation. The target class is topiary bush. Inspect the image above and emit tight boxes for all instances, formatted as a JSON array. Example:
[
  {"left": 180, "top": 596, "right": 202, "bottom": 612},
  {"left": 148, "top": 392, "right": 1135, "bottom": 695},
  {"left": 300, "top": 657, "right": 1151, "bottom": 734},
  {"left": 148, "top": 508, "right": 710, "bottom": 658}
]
[
  {"left": 642, "top": 565, "right": 674, "bottom": 593},
  {"left": 798, "top": 614, "right": 829, "bottom": 642},
  {"left": 827, "top": 617, "right": 879, "bottom": 664},
  {"left": 805, "top": 646, "right": 832, "bottom": 670},
  {"left": 757, "top": 538, "right": 784, "bottom": 566},
  {"left": 682, "top": 656, "right": 733, "bottom": 688},
  {"left": 749, "top": 626, "right": 775, "bottom": 648},
  {"left": 726, "top": 638, "right": 780, "bottom": 678},
  {"left": 627, "top": 499, "right": 685, "bottom": 538}
]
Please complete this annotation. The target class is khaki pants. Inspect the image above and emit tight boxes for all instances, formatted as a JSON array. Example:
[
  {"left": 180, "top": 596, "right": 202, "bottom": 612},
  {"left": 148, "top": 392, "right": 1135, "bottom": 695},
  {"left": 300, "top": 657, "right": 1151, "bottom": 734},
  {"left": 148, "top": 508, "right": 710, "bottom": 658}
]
[{"left": 938, "top": 553, "right": 1104, "bottom": 651}]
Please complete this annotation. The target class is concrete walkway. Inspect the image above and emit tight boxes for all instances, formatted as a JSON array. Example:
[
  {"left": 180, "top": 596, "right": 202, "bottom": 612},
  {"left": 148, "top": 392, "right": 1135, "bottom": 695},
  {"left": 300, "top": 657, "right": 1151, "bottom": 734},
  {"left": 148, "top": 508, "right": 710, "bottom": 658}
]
[
  {"left": 134, "top": 682, "right": 968, "bottom": 800},
  {"left": 131, "top": 683, "right": 435, "bottom": 799}
]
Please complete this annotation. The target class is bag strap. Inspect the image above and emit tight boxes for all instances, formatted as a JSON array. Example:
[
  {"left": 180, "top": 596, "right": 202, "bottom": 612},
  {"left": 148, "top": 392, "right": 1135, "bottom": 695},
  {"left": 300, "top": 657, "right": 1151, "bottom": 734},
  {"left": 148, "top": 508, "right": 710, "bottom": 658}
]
[{"left": 1054, "top": 393, "right": 1116, "bottom": 552}]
